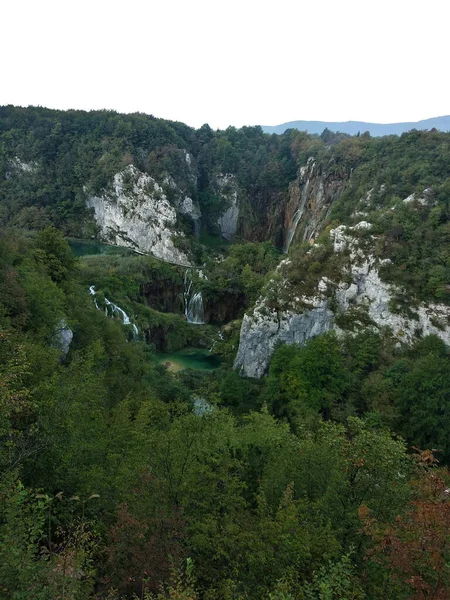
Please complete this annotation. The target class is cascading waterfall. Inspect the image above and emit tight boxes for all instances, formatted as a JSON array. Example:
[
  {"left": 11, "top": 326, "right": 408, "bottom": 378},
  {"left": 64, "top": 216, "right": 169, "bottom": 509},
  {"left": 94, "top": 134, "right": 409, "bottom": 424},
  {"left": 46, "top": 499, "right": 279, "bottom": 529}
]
[
  {"left": 105, "top": 298, "right": 131, "bottom": 324},
  {"left": 209, "top": 330, "right": 224, "bottom": 353},
  {"left": 184, "top": 270, "right": 205, "bottom": 324},
  {"left": 284, "top": 177, "right": 311, "bottom": 253},
  {"left": 89, "top": 285, "right": 100, "bottom": 310},
  {"left": 89, "top": 285, "right": 139, "bottom": 338},
  {"left": 193, "top": 217, "right": 201, "bottom": 239}
]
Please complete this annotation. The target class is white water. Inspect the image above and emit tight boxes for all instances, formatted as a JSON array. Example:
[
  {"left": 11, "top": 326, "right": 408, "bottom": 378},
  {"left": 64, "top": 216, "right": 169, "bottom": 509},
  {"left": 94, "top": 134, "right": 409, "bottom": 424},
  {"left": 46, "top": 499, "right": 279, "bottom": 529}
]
[
  {"left": 89, "top": 285, "right": 139, "bottom": 337},
  {"left": 184, "top": 270, "right": 205, "bottom": 324},
  {"left": 105, "top": 298, "right": 131, "bottom": 324},
  {"left": 209, "top": 330, "right": 224, "bottom": 353},
  {"left": 90, "top": 287, "right": 101, "bottom": 310}
]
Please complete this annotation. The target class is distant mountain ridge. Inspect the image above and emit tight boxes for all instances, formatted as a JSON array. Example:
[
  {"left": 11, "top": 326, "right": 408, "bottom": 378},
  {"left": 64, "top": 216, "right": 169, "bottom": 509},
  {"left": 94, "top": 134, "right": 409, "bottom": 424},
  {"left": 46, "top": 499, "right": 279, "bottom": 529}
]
[{"left": 262, "top": 115, "right": 450, "bottom": 136}]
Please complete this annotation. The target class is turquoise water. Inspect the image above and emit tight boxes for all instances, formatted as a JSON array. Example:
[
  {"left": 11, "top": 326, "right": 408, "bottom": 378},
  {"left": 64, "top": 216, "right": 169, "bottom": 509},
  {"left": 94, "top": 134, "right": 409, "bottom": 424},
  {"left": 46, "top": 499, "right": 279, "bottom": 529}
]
[
  {"left": 157, "top": 348, "right": 221, "bottom": 372},
  {"left": 68, "top": 239, "right": 133, "bottom": 257}
]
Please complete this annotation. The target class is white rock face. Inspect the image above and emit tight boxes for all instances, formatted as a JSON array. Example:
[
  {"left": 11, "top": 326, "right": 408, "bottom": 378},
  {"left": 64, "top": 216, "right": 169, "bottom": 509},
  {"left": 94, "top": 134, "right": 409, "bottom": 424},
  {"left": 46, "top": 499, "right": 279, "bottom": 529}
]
[
  {"left": 5, "top": 157, "right": 39, "bottom": 178},
  {"left": 235, "top": 222, "right": 450, "bottom": 378},
  {"left": 217, "top": 174, "right": 239, "bottom": 241},
  {"left": 86, "top": 165, "right": 191, "bottom": 265},
  {"left": 179, "top": 195, "right": 201, "bottom": 220},
  {"left": 162, "top": 173, "right": 202, "bottom": 236},
  {"left": 163, "top": 175, "right": 201, "bottom": 222},
  {"left": 337, "top": 259, "right": 450, "bottom": 343},
  {"left": 54, "top": 319, "right": 73, "bottom": 360},
  {"left": 331, "top": 224, "right": 450, "bottom": 343},
  {"left": 234, "top": 298, "right": 334, "bottom": 379},
  {"left": 403, "top": 188, "right": 433, "bottom": 206},
  {"left": 284, "top": 158, "right": 325, "bottom": 251}
]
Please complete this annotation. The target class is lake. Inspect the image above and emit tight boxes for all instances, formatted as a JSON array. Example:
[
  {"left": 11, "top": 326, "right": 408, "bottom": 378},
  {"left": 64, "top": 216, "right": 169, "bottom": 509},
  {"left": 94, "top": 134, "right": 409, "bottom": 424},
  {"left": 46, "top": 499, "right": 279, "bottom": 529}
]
[
  {"left": 157, "top": 348, "right": 221, "bottom": 372},
  {"left": 68, "top": 238, "right": 133, "bottom": 257}
]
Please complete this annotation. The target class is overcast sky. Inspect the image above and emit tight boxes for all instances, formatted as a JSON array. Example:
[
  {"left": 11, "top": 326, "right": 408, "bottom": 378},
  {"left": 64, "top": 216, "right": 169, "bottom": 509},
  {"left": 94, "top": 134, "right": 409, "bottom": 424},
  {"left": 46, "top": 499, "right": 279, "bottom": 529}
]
[{"left": 2, "top": 0, "right": 449, "bottom": 130}]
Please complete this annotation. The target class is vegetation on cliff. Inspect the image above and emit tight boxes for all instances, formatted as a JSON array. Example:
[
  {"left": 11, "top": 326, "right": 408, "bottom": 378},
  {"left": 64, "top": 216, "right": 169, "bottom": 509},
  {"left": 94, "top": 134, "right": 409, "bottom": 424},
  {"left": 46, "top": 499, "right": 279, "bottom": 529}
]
[
  {"left": 1, "top": 106, "right": 450, "bottom": 599},
  {"left": 1, "top": 227, "right": 449, "bottom": 599}
]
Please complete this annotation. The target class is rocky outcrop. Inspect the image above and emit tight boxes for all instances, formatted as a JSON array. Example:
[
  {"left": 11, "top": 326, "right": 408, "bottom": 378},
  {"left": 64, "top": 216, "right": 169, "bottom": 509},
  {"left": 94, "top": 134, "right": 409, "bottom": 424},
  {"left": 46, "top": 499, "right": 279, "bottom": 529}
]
[
  {"left": 217, "top": 174, "right": 239, "bottom": 240},
  {"left": 329, "top": 223, "right": 450, "bottom": 343},
  {"left": 229, "top": 157, "right": 347, "bottom": 250},
  {"left": 178, "top": 195, "right": 202, "bottom": 236},
  {"left": 54, "top": 319, "right": 73, "bottom": 360},
  {"left": 234, "top": 299, "right": 334, "bottom": 378},
  {"left": 5, "top": 157, "right": 39, "bottom": 178},
  {"left": 144, "top": 323, "right": 170, "bottom": 351},
  {"left": 86, "top": 165, "right": 191, "bottom": 265},
  {"left": 283, "top": 159, "right": 347, "bottom": 251},
  {"left": 163, "top": 174, "right": 202, "bottom": 237},
  {"left": 235, "top": 222, "right": 450, "bottom": 378}
]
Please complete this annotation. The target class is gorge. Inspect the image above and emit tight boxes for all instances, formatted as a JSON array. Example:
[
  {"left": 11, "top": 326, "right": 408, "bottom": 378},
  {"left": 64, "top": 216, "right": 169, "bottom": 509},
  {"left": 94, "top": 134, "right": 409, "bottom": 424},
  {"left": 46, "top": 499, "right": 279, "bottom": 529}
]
[{"left": 1, "top": 106, "right": 450, "bottom": 600}]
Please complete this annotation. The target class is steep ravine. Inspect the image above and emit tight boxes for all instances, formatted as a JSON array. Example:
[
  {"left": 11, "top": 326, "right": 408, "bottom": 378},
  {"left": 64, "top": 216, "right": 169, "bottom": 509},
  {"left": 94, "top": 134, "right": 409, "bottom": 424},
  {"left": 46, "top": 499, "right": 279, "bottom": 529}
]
[
  {"left": 225, "top": 157, "right": 347, "bottom": 250},
  {"left": 282, "top": 158, "right": 347, "bottom": 250}
]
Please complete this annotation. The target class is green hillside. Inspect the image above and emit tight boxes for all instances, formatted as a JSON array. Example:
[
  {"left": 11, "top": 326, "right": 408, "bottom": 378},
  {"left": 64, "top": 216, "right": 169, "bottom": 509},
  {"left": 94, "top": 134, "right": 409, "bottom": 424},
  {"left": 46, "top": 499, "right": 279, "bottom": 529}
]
[{"left": 0, "top": 107, "right": 450, "bottom": 599}]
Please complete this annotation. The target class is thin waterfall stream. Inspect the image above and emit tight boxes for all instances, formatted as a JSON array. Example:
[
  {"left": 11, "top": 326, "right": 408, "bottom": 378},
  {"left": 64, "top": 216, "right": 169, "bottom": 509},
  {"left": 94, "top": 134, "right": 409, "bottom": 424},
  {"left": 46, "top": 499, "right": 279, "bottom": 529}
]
[
  {"left": 284, "top": 177, "right": 311, "bottom": 253},
  {"left": 89, "top": 285, "right": 139, "bottom": 339}
]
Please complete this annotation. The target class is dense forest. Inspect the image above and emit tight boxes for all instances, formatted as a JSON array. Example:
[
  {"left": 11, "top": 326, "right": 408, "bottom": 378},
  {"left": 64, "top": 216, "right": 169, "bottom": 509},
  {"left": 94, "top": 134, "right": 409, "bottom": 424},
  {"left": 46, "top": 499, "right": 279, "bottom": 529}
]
[{"left": 0, "top": 106, "right": 450, "bottom": 599}]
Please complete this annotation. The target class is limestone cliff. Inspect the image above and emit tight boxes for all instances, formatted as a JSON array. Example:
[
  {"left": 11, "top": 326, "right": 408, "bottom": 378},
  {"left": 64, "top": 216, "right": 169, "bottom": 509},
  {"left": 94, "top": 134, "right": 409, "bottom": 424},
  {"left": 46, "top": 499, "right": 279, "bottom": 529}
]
[
  {"left": 283, "top": 158, "right": 347, "bottom": 251},
  {"left": 86, "top": 165, "right": 192, "bottom": 265},
  {"left": 217, "top": 174, "right": 239, "bottom": 240},
  {"left": 5, "top": 157, "right": 39, "bottom": 177},
  {"left": 163, "top": 170, "right": 202, "bottom": 237},
  {"left": 225, "top": 157, "right": 347, "bottom": 249},
  {"left": 234, "top": 298, "right": 334, "bottom": 379},
  {"left": 235, "top": 222, "right": 450, "bottom": 378}
]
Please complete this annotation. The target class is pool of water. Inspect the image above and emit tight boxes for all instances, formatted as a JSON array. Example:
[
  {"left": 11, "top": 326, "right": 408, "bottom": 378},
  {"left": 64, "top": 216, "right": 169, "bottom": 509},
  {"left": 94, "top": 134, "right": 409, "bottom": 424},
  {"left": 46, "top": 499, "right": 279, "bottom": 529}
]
[
  {"left": 68, "top": 238, "right": 133, "bottom": 257},
  {"left": 157, "top": 348, "right": 221, "bottom": 372}
]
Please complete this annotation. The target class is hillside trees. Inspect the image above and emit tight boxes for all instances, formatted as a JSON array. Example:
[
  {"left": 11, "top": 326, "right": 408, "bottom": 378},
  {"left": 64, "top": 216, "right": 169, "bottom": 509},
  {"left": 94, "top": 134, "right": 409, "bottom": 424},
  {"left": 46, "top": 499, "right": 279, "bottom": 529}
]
[{"left": 1, "top": 108, "right": 450, "bottom": 597}]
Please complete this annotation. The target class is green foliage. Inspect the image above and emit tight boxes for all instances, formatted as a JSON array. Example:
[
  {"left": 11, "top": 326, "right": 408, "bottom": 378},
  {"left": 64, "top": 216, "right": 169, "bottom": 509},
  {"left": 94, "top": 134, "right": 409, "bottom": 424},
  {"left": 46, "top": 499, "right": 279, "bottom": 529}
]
[
  {"left": 1, "top": 109, "right": 450, "bottom": 600},
  {"left": 0, "top": 476, "right": 98, "bottom": 599},
  {"left": 326, "top": 131, "right": 450, "bottom": 305},
  {"left": 202, "top": 241, "right": 281, "bottom": 312},
  {"left": 373, "top": 187, "right": 450, "bottom": 305},
  {"left": 387, "top": 337, "right": 450, "bottom": 462},
  {"left": 0, "top": 477, "right": 54, "bottom": 599},
  {"left": 33, "top": 226, "right": 76, "bottom": 282},
  {"left": 265, "top": 333, "right": 349, "bottom": 426},
  {"left": 0, "top": 106, "right": 197, "bottom": 234},
  {"left": 302, "top": 552, "right": 365, "bottom": 600}
]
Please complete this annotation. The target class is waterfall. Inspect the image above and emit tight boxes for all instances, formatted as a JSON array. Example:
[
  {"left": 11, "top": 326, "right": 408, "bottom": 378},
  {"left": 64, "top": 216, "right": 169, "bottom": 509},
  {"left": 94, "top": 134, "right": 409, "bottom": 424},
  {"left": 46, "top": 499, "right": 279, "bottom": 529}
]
[
  {"left": 284, "top": 177, "right": 311, "bottom": 253},
  {"left": 184, "top": 270, "right": 205, "bottom": 324},
  {"left": 89, "top": 286, "right": 100, "bottom": 310},
  {"left": 193, "top": 217, "right": 201, "bottom": 239},
  {"left": 89, "top": 285, "right": 139, "bottom": 338},
  {"left": 186, "top": 292, "right": 205, "bottom": 324},
  {"left": 105, "top": 298, "right": 131, "bottom": 324}
]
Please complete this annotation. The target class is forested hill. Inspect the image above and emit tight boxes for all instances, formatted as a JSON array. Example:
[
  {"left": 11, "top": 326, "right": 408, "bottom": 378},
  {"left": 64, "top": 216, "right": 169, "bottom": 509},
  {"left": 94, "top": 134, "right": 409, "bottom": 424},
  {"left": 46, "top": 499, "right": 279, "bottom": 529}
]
[
  {"left": 1, "top": 105, "right": 450, "bottom": 599},
  {"left": 2, "top": 104, "right": 449, "bottom": 307},
  {"left": 262, "top": 115, "right": 450, "bottom": 136}
]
